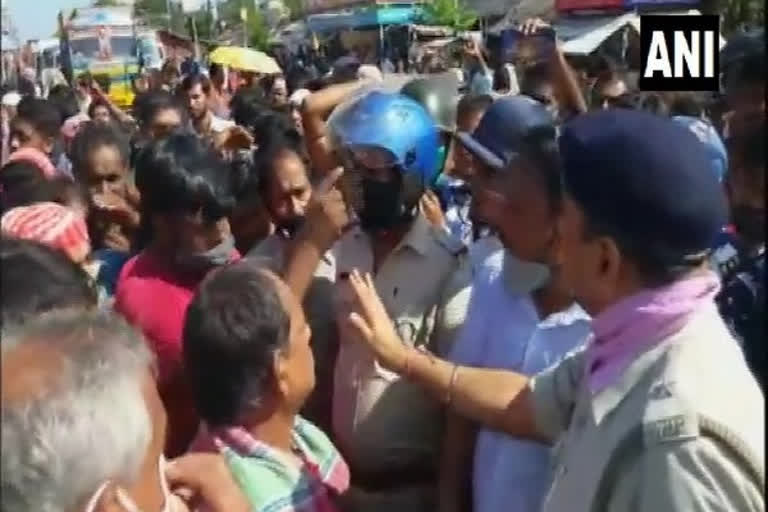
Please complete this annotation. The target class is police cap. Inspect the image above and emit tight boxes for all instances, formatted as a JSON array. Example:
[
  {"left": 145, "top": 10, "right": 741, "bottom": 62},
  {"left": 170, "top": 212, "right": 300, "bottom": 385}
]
[{"left": 559, "top": 109, "right": 728, "bottom": 265}]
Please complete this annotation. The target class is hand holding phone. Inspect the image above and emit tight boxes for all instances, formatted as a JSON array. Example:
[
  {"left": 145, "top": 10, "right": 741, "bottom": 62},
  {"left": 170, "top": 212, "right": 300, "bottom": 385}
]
[{"left": 501, "top": 18, "right": 557, "bottom": 65}]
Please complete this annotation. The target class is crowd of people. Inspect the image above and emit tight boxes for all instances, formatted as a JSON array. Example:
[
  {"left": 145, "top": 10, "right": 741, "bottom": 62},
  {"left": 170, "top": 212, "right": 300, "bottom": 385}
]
[{"left": 0, "top": 19, "right": 764, "bottom": 512}]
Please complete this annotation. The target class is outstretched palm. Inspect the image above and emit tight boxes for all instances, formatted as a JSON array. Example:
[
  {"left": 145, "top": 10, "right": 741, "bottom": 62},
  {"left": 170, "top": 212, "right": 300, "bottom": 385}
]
[{"left": 345, "top": 270, "right": 408, "bottom": 371}]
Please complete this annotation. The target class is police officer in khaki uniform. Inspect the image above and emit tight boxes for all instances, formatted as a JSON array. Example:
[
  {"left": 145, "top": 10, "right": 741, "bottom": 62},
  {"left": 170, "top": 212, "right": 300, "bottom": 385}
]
[
  {"left": 287, "top": 90, "right": 472, "bottom": 511},
  {"left": 340, "top": 109, "right": 764, "bottom": 511}
]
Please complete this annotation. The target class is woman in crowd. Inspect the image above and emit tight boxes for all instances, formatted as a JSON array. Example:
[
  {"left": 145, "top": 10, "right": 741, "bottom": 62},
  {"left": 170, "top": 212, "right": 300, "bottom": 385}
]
[{"left": 70, "top": 121, "right": 140, "bottom": 297}]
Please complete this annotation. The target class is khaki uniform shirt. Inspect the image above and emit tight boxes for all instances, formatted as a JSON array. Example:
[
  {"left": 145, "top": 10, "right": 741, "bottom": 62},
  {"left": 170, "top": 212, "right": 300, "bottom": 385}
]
[
  {"left": 530, "top": 303, "right": 764, "bottom": 512},
  {"left": 247, "top": 233, "right": 338, "bottom": 431},
  {"left": 332, "top": 213, "right": 472, "bottom": 474}
]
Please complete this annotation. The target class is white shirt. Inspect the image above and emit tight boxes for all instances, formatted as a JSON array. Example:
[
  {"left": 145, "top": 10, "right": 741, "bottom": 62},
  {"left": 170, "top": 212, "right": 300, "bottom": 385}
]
[{"left": 449, "top": 259, "right": 591, "bottom": 512}]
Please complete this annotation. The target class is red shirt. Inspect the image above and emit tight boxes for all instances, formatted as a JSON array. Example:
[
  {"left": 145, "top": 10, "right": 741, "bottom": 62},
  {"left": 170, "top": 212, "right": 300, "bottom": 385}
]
[{"left": 114, "top": 249, "right": 240, "bottom": 456}]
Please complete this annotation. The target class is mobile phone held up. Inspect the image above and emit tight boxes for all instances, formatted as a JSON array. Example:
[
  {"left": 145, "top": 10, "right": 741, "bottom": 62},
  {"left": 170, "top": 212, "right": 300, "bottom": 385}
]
[{"left": 500, "top": 28, "right": 556, "bottom": 65}]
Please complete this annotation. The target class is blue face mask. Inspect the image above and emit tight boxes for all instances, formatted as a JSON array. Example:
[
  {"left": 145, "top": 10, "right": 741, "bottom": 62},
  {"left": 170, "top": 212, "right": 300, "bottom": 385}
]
[{"left": 501, "top": 250, "right": 552, "bottom": 295}]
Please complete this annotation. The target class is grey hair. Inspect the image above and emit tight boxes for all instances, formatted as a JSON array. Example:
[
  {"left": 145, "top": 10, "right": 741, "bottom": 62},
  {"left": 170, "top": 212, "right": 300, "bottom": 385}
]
[{"left": 1, "top": 309, "right": 155, "bottom": 512}]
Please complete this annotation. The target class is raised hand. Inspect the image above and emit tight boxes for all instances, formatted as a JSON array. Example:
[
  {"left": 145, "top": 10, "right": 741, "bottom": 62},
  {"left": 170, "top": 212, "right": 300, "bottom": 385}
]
[
  {"left": 166, "top": 453, "right": 251, "bottom": 512},
  {"left": 302, "top": 166, "right": 354, "bottom": 249},
  {"left": 519, "top": 17, "right": 552, "bottom": 36},
  {"left": 420, "top": 189, "right": 446, "bottom": 230}
]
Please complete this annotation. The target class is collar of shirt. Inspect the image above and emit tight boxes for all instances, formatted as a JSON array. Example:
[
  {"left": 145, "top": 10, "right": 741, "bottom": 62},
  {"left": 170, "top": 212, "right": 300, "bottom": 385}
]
[
  {"left": 351, "top": 211, "right": 434, "bottom": 257},
  {"left": 199, "top": 417, "right": 350, "bottom": 502},
  {"left": 587, "top": 271, "right": 720, "bottom": 397},
  {"left": 532, "top": 298, "right": 591, "bottom": 329}
]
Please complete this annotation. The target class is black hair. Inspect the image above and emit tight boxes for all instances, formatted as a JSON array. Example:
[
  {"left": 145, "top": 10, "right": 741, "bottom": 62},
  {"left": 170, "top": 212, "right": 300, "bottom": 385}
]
[
  {"left": 594, "top": 68, "right": 627, "bottom": 88},
  {"left": 727, "top": 120, "right": 766, "bottom": 183},
  {"left": 209, "top": 62, "right": 224, "bottom": 79},
  {"left": 134, "top": 90, "right": 186, "bottom": 128},
  {"left": 456, "top": 93, "right": 494, "bottom": 121},
  {"left": 259, "top": 74, "right": 278, "bottom": 94},
  {"left": 741, "top": 123, "right": 766, "bottom": 183},
  {"left": 620, "top": 92, "right": 670, "bottom": 117},
  {"left": 180, "top": 73, "right": 212, "bottom": 95},
  {"left": 253, "top": 135, "right": 307, "bottom": 198},
  {"left": 183, "top": 260, "right": 290, "bottom": 426},
  {"left": 0, "top": 161, "right": 50, "bottom": 213},
  {"left": 724, "top": 52, "right": 765, "bottom": 91},
  {"left": 15, "top": 97, "right": 63, "bottom": 139},
  {"left": 286, "top": 66, "right": 315, "bottom": 93},
  {"left": 135, "top": 131, "right": 235, "bottom": 225},
  {"left": 229, "top": 86, "right": 266, "bottom": 114},
  {"left": 1, "top": 237, "right": 98, "bottom": 326},
  {"left": 17, "top": 77, "right": 36, "bottom": 98},
  {"left": 230, "top": 87, "right": 270, "bottom": 128},
  {"left": 520, "top": 63, "right": 553, "bottom": 98},
  {"left": 231, "top": 92, "right": 300, "bottom": 149},
  {"left": 493, "top": 66, "right": 511, "bottom": 92},
  {"left": 230, "top": 151, "right": 259, "bottom": 204},
  {"left": 87, "top": 98, "right": 111, "bottom": 119},
  {"left": 305, "top": 77, "right": 326, "bottom": 92},
  {"left": 669, "top": 93, "right": 705, "bottom": 118},
  {"left": 47, "top": 84, "right": 80, "bottom": 120},
  {"left": 70, "top": 122, "right": 130, "bottom": 181}
]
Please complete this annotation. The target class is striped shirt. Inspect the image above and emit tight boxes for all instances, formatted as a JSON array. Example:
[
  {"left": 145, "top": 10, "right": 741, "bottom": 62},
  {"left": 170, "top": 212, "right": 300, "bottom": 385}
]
[{"left": 192, "top": 416, "right": 349, "bottom": 512}]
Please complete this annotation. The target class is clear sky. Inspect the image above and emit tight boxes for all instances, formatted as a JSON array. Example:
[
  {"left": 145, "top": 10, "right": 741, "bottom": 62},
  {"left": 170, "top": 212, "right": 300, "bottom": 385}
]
[{"left": 7, "top": 0, "right": 94, "bottom": 42}]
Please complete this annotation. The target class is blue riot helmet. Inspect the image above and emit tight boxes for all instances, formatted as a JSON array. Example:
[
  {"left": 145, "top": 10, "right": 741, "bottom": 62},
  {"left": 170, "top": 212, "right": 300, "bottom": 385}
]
[
  {"left": 672, "top": 116, "right": 728, "bottom": 183},
  {"left": 328, "top": 90, "right": 440, "bottom": 231}
]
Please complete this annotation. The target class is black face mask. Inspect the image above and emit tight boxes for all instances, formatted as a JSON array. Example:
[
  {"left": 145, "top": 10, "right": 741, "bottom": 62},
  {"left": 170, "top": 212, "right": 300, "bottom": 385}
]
[
  {"left": 732, "top": 205, "right": 765, "bottom": 247},
  {"left": 359, "top": 177, "right": 410, "bottom": 232}
]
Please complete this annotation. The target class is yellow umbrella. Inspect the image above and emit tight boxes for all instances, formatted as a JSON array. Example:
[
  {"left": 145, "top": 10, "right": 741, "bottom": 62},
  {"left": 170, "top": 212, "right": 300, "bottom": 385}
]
[{"left": 209, "top": 46, "right": 281, "bottom": 74}]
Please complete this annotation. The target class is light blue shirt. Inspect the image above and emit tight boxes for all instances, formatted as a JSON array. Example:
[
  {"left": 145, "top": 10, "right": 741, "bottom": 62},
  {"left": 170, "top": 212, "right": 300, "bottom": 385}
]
[
  {"left": 469, "top": 69, "right": 494, "bottom": 95},
  {"left": 449, "top": 257, "right": 591, "bottom": 512}
]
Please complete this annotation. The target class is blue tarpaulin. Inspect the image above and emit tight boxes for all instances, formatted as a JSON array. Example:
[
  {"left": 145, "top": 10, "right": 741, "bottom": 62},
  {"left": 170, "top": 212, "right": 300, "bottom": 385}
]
[{"left": 307, "top": 6, "right": 421, "bottom": 32}]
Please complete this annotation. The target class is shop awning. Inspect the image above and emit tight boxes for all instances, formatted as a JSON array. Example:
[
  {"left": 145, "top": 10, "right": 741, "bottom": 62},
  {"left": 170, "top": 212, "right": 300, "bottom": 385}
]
[
  {"left": 554, "top": 9, "right": 725, "bottom": 55},
  {"left": 306, "top": 6, "right": 421, "bottom": 32},
  {"left": 555, "top": 12, "right": 637, "bottom": 54}
]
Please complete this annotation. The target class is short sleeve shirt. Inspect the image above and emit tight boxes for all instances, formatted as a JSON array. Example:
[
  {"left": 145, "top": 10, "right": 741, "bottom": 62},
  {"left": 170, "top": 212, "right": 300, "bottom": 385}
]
[
  {"left": 528, "top": 305, "right": 764, "bottom": 512},
  {"left": 449, "top": 264, "right": 590, "bottom": 512},
  {"left": 332, "top": 213, "right": 472, "bottom": 472}
]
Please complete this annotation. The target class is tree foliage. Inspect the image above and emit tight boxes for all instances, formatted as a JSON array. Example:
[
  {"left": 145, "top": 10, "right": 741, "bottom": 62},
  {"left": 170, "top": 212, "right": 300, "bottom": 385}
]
[
  {"left": 91, "top": 0, "right": 121, "bottom": 6},
  {"left": 134, "top": 0, "right": 185, "bottom": 33},
  {"left": 215, "top": 0, "right": 270, "bottom": 49},
  {"left": 421, "top": 0, "right": 478, "bottom": 31},
  {"left": 283, "top": 0, "right": 305, "bottom": 20},
  {"left": 700, "top": 0, "right": 764, "bottom": 34},
  {"left": 128, "top": 0, "right": 271, "bottom": 49}
]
